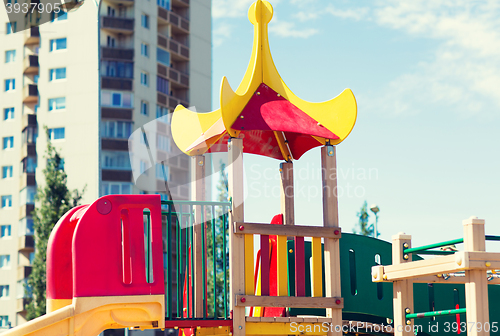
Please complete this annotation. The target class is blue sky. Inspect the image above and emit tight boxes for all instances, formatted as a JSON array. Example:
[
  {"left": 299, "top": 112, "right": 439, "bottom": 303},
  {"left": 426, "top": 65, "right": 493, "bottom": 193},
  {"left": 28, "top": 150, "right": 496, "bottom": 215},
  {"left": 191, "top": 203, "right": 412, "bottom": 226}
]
[{"left": 209, "top": 0, "right": 500, "bottom": 247}]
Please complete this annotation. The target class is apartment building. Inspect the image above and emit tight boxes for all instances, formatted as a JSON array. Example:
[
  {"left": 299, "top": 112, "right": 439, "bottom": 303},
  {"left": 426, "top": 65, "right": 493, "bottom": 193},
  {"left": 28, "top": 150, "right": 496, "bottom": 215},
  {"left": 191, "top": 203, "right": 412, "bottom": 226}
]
[{"left": 0, "top": 0, "right": 211, "bottom": 329}]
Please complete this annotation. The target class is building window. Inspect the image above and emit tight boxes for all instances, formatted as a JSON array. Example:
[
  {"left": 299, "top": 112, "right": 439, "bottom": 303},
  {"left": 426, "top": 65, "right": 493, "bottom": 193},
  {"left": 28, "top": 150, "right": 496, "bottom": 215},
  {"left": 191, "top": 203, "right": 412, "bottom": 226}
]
[
  {"left": 49, "top": 68, "right": 66, "bottom": 81},
  {"left": 102, "top": 121, "right": 133, "bottom": 139},
  {"left": 141, "top": 72, "right": 149, "bottom": 87},
  {"left": 2, "top": 166, "right": 13, "bottom": 179},
  {"left": 0, "top": 285, "right": 9, "bottom": 299},
  {"left": 48, "top": 128, "right": 65, "bottom": 140},
  {"left": 4, "top": 79, "right": 15, "bottom": 91},
  {"left": 0, "top": 225, "right": 11, "bottom": 238},
  {"left": 0, "top": 316, "right": 8, "bottom": 328},
  {"left": 1, "top": 196, "right": 12, "bottom": 209},
  {"left": 6, "top": 22, "right": 16, "bottom": 34},
  {"left": 156, "top": 105, "right": 170, "bottom": 123},
  {"left": 5, "top": 50, "right": 15, "bottom": 63},
  {"left": 157, "top": 47, "right": 170, "bottom": 66},
  {"left": 141, "top": 43, "right": 149, "bottom": 57},
  {"left": 3, "top": 107, "right": 14, "bottom": 120},
  {"left": 51, "top": 10, "right": 67, "bottom": 21},
  {"left": 102, "top": 61, "right": 133, "bottom": 78},
  {"left": 19, "top": 187, "right": 36, "bottom": 206},
  {"left": 20, "top": 157, "right": 37, "bottom": 174},
  {"left": 141, "top": 14, "right": 149, "bottom": 29},
  {"left": 0, "top": 255, "right": 10, "bottom": 268},
  {"left": 29, "top": 252, "right": 34, "bottom": 264},
  {"left": 157, "top": 0, "right": 170, "bottom": 10},
  {"left": 49, "top": 38, "right": 67, "bottom": 51},
  {"left": 157, "top": 134, "right": 170, "bottom": 152},
  {"left": 107, "top": 5, "right": 115, "bottom": 16},
  {"left": 141, "top": 100, "right": 149, "bottom": 116},
  {"left": 102, "top": 151, "right": 131, "bottom": 170},
  {"left": 2, "top": 137, "right": 14, "bottom": 150},
  {"left": 140, "top": 160, "right": 148, "bottom": 175},
  {"left": 102, "top": 182, "right": 132, "bottom": 195},
  {"left": 19, "top": 218, "right": 34, "bottom": 236},
  {"left": 107, "top": 35, "right": 115, "bottom": 47},
  {"left": 48, "top": 97, "right": 66, "bottom": 111},
  {"left": 156, "top": 163, "right": 169, "bottom": 180},
  {"left": 157, "top": 76, "right": 169, "bottom": 95},
  {"left": 101, "top": 91, "right": 133, "bottom": 108}
]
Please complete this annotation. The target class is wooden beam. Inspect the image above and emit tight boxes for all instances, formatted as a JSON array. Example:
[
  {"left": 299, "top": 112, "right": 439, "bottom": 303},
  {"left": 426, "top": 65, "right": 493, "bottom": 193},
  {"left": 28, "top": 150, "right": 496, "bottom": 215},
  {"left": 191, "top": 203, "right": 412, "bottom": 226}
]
[
  {"left": 463, "top": 217, "right": 489, "bottom": 336},
  {"left": 191, "top": 155, "right": 205, "bottom": 318},
  {"left": 321, "top": 145, "right": 342, "bottom": 336},
  {"left": 280, "top": 162, "right": 294, "bottom": 226},
  {"left": 234, "top": 222, "right": 341, "bottom": 238},
  {"left": 228, "top": 138, "right": 246, "bottom": 336},
  {"left": 392, "top": 233, "right": 414, "bottom": 336},
  {"left": 235, "top": 295, "right": 343, "bottom": 309}
]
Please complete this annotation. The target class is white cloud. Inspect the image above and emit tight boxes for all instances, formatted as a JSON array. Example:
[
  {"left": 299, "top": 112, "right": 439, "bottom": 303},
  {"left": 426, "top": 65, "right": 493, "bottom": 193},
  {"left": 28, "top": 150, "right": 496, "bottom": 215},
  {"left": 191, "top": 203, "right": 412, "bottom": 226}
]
[
  {"left": 212, "top": 0, "right": 256, "bottom": 19},
  {"left": 339, "top": 0, "right": 500, "bottom": 118},
  {"left": 269, "top": 19, "right": 319, "bottom": 38},
  {"left": 213, "top": 23, "right": 232, "bottom": 47},
  {"left": 326, "top": 6, "right": 369, "bottom": 21},
  {"left": 293, "top": 11, "right": 319, "bottom": 22}
]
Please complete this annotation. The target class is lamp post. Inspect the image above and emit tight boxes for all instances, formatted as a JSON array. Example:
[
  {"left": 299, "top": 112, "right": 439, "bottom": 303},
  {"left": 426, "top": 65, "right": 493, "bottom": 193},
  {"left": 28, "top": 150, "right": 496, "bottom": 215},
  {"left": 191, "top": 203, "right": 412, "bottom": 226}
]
[{"left": 370, "top": 204, "right": 380, "bottom": 238}]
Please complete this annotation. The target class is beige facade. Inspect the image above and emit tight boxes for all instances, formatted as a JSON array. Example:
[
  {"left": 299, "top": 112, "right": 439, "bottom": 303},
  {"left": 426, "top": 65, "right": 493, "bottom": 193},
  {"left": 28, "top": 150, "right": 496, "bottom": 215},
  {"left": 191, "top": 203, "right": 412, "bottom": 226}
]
[{"left": 0, "top": 0, "right": 211, "bottom": 330}]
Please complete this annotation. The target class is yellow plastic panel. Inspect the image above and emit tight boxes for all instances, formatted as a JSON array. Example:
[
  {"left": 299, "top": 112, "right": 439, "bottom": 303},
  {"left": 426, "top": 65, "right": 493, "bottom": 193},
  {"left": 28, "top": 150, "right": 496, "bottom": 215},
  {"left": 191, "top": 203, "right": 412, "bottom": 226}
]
[{"left": 311, "top": 237, "right": 323, "bottom": 297}]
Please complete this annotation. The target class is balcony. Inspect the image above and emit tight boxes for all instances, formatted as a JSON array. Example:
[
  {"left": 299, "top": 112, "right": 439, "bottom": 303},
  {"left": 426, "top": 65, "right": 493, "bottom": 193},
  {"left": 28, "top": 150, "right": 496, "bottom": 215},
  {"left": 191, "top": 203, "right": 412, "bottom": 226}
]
[
  {"left": 22, "top": 113, "right": 37, "bottom": 130},
  {"left": 101, "top": 16, "right": 134, "bottom": 34},
  {"left": 158, "top": 64, "right": 189, "bottom": 89},
  {"left": 101, "top": 77, "right": 133, "bottom": 91},
  {"left": 172, "top": 0, "right": 189, "bottom": 7},
  {"left": 101, "top": 47, "right": 134, "bottom": 61},
  {"left": 17, "top": 298, "right": 29, "bottom": 312},
  {"left": 20, "top": 204, "right": 35, "bottom": 219},
  {"left": 158, "top": 8, "right": 189, "bottom": 34},
  {"left": 21, "top": 144, "right": 37, "bottom": 159},
  {"left": 157, "top": 92, "right": 189, "bottom": 110},
  {"left": 20, "top": 173, "right": 36, "bottom": 189},
  {"left": 101, "top": 107, "right": 133, "bottom": 120},
  {"left": 23, "top": 84, "right": 38, "bottom": 104},
  {"left": 19, "top": 235, "right": 35, "bottom": 252},
  {"left": 105, "top": 0, "right": 134, "bottom": 5},
  {"left": 101, "top": 139, "right": 129, "bottom": 151},
  {"left": 60, "top": 0, "right": 85, "bottom": 10},
  {"left": 101, "top": 170, "right": 132, "bottom": 182},
  {"left": 17, "top": 266, "right": 32, "bottom": 281},
  {"left": 23, "top": 55, "right": 39, "bottom": 75},
  {"left": 157, "top": 34, "right": 189, "bottom": 61},
  {"left": 24, "top": 26, "right": 40, "bottom": 45}
]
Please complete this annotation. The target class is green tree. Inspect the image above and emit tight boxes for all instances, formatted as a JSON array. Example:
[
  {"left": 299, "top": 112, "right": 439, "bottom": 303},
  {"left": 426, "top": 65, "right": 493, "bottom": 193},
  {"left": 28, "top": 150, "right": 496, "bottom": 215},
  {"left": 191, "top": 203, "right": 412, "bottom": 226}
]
[
  {"left": 206, "top": 160, "right": 230, "bottom": 318},
  {"left": 353, "top": 201, "right": 372, "bottom": 236},
  {"left": 26, "top": 141, "right": 85, "bottom": 320}
]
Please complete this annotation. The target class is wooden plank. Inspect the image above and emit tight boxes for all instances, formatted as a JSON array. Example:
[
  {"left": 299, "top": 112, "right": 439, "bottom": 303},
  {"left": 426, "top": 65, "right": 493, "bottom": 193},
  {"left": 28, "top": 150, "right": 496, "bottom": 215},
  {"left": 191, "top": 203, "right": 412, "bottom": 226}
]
[
  {"left": 311, "top": 237, "right": 323, "bottom": 297},
  {"left": 234, "top": 222, "right": 341, "bottom": 238},
  {"left": 280, "top": 161, "right": 294, "bottom": 226},
  {"left": 288, "top": 317, "right": 304, "bottom": 322},
  {"left": 391, "top": 233, "right": 414, "bottom": 336},
  {"left": 235, "top": 295, "right": 343, "bottom": 309},
  {"left": 191, "top": 155, "right": 205, "bottom": 318},
  {"left": 260, "top": 317, "right": 276, "bottom": 322},
  {"left": 321, "top": 146, "right": 342, "bottom": 336},
  {"left": 383, "top": 254, "right": 462, "bottom": 280},
  {"left": 260, "top": 235, "right": 270, "bottom": 296},
  {"left": 295, "top": 236, "right": 306, "bottom": 296},
  {"left": 463, "top": 217, "right": 489, "bottom": 336},
  {"left": 275, "top": 317, "right": 292, "bottom": 322},
  {"left": 246, "top": 317, "right": 261, "bottom": 322},
  {"left": 245, "top": 234, "right": 255, "bottom": 295},
  {"left": 228, "top": 138, "right": 246, "bottom": 336},
  {"left": 276, "top": 235, "right": 288, "bottom": 296}
]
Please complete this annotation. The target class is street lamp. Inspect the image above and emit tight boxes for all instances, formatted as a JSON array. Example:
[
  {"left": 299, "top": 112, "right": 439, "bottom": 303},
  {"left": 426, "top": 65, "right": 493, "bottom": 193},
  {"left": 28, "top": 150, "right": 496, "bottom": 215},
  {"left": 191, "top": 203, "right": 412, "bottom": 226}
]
[{"left": 370, "top": 204, "right": 380, "bottom": 238}]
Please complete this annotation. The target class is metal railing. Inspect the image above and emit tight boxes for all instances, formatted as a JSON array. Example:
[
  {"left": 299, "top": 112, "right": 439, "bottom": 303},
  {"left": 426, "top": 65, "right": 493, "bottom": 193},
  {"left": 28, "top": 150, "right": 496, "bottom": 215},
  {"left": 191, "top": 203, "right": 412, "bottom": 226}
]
[{"left": 147, "top": 200, "right": 231, "bottom": 321}]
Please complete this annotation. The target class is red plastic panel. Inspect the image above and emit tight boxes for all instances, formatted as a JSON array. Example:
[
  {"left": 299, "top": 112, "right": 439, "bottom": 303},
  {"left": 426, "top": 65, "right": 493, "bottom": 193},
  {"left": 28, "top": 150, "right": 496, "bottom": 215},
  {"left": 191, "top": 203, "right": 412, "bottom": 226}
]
[
  {"left": 47, "top": 205, "right": 89, "bottom": 300},
  {"left": 264, "top": 214, "right": 286, "bottom": 317},
  {"left": 72, "top": 195, "right": 164, "bottom": 297},
  {"left": 260, "top": 234, "right": 270, "bottom": 297},
  {"left": 294, "top": 236, "right": 305, "bottom": 297}
]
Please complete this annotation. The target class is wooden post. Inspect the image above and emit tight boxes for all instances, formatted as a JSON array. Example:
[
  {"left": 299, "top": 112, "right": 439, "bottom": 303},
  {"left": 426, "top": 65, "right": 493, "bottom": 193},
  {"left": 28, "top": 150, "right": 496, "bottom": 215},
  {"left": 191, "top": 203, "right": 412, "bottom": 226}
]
[
  {"left": 321, "top": 145, "right": 341, "bottom": 336},
  {"left": 463, "top": 217, "right": 489, "bottom": 336},
  {"left": 191, "top": 155, "right": 205, "bottom": 318},
  {"left": 228, "top": 138, "right": 246, "bottom": 335},
  {"left": 392, "top": 233, "right": 414, "bottom": 336},
  {"left": 279, "top": 162, "right": 294, "bottom": 298}
]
